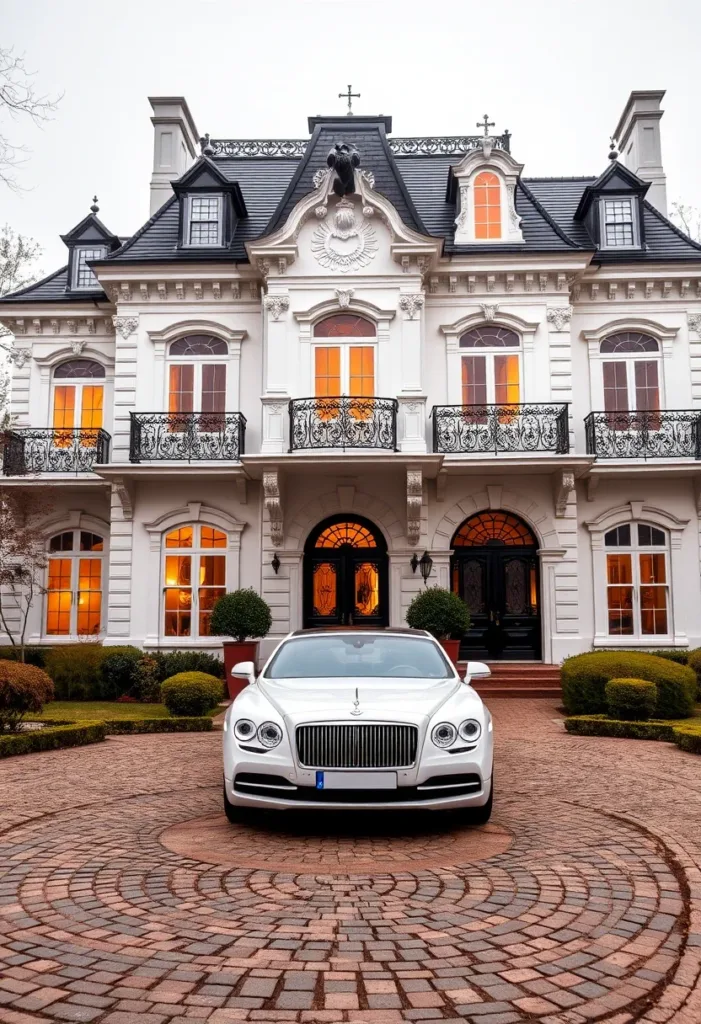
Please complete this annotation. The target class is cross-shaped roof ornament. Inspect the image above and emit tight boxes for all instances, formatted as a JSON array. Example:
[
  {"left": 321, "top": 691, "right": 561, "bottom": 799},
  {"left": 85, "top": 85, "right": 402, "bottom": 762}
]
[
  {"left": 477, "top": 113, "right": 495, "bottom": 137},
  {"left": 339, "top": 84, "right": 360, "bottom": 115}
]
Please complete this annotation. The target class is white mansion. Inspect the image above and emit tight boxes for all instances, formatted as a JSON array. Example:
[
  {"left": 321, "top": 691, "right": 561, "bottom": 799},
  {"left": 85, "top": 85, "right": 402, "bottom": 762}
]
[{"left": 2, "top": 90, "right": 701, "bottom": 664}]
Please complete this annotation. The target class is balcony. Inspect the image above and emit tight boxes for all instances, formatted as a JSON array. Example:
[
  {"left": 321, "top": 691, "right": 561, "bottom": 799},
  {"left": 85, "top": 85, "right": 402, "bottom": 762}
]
[
  {"left": 129, "top": 412, "right": 246, "bottom": 463},
  {"left": 432, "top": 403, "right": 569, "bottom": 455},
  {"left": 289, "top": 396, "right": 398, "bottom": 452},
  {"left": 585, "top": 410, "right": 701, "bottom": 460},
  {"left": 2, "top": 428, "right": 111, "bottom": 476}
]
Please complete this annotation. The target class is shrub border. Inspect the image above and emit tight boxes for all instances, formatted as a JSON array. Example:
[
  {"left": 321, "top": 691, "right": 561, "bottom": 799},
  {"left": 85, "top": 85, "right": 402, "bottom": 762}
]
[
  {"left": 0, "top": 722, "right": 106, "bottom": 758},
  {"left": 565, "top": 714, "right": 700, "bottom": 753},
  {"left": 103, "top": 717, "right": 213, "bottom": 734}
]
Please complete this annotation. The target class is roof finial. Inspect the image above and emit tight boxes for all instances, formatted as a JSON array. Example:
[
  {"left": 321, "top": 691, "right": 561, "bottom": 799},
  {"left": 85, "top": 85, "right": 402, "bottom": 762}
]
[
  {"left": 199, "top": 133, "right": 214, "bottom": 157},
  {"left": 477, "top": 113, "right": 495, "bottom": 137},
  {"left": 608, "top": 136, "right": 619, "bottom": 161},
  {"left": 90, "top": 195, "right": 99, "bottom": 214},
  {"left": 338, "top": 84, "right": 360, "bottom": 115}
]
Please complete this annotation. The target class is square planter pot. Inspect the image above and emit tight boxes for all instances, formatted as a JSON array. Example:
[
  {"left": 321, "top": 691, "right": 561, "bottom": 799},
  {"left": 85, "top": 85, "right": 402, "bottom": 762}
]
[
  {"left": 439, "top": 638, "right": 461, "bottom": 666},
  {"left": 222, "top": 640, "right": 259, "bottom": 699}
]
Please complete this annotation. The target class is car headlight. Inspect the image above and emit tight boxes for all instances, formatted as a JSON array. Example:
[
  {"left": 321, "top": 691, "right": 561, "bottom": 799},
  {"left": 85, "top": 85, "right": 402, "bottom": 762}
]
[
  {"left": 431, "top": 722, "right": 457, "bottom": 748},
  {"left": 459, "top": 719, "right": 482, "bottom": 742},
  {"left": 257, "top": 721, "right": 283, "bottom": 748},
  {"left": 234, "top": 719, "right": 257, "bottom": 742}
]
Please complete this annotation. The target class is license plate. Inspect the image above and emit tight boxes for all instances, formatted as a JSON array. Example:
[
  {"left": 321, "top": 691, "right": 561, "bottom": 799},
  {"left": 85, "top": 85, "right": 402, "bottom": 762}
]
[{"left": 316, "top": 771, "right": 398, "bottom": 790}]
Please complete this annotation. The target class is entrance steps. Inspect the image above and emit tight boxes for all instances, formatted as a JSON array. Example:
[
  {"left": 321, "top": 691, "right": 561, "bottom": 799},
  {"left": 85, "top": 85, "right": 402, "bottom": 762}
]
[{"left": 457, "top": 661, "right": 561, "bottom": 699}]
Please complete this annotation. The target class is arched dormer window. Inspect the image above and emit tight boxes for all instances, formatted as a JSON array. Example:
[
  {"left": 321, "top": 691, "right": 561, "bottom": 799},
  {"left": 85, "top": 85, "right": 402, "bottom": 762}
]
[
  {"left": 599, "top": 332, "right": 660, "bottom": 413},
  {"left": 459, "top": 326, "right": 521, "bottom": 406},
  {"left": 167, "top": 335, "right": 229, "bottom": 414},
  {"left": 52, "top": 359, "right": 105, "bottom": 445},
  {"left": 312, "top": 315, "right": 376, "bottom": 397},
  {"left": 474, "top": 171, "right": 502, "bottom": 240}
]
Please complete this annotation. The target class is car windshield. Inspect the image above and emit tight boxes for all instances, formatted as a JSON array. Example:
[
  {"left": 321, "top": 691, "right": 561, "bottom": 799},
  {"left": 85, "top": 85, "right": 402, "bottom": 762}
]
[{"left": 265, "top": 635, "right": 453, "bottom": 680}]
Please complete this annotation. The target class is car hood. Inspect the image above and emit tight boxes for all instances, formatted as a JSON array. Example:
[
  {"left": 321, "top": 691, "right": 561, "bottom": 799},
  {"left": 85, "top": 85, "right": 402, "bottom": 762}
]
[{"left": 257, "top": 676, "right": 465, "bottom": 724}]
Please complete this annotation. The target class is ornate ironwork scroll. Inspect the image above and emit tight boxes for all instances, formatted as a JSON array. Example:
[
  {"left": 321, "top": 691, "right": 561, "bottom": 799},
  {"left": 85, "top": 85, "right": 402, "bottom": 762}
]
[
  {"left": 584, "top": 410, "right": 701, "bottom": 460},
  {"left": 2, "top": 428, "right": 111, "bottom": 475},
  {"left": 289, "top": 396, "right": 398, "bottom": 452},
  {"left": 389, "top": 132, "right": 511, "bottom": 156},
  {"left": 432, "top": 404, "right": 569, "bottom": 455},
  {"left": 209, "top": 139, "right": 307, "bottom": 158},
  {"left": 129, "top": 412, "right": 246, "bottom": 463}
]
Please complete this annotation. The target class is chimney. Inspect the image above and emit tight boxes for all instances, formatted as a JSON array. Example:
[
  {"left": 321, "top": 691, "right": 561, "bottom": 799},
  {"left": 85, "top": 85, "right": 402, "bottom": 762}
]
[
  {"left": 613, "top": 90, "right": 667, "bottom": 216},
  {"left": 148, "top": 97, "right": 199, "bottom": 216}
]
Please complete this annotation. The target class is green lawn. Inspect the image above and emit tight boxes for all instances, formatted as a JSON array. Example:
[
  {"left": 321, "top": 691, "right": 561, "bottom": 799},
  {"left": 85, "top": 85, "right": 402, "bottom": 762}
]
[{"left": 27, "top": 702, "right": 173, "bottom": 721}]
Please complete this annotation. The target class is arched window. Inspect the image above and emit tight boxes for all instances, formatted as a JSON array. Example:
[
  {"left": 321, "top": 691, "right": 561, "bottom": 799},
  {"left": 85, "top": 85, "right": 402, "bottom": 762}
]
[
  {"left": 163, "top": 523, "right": 226, "bottom": 637},
  {"left": 52, "top": 360, "right": 105, "bottom": 448},
  {"left": 312, "top": 316, "right": 376, "bottom": 399},
  {"left": 458, "top": 325, "right": 520, "bottom": 406},
  {"left": 167, "top": 335, "right": 228, "bottom": 416},
  {"left": 599, "top": 332, "right": 660, "bottom": 413},
  {"left": 46, "top": 529, "right": 105, "bottom": 636},
  {"left": 605, "top": 522, "right": 669, "bottom": 636},
  {"left": 474, "top": 171, "right": 502, "bottom": 240},
  {"left": 453, "top": 511, "right": 536, "bottom": 547},
  {"left": 315, "top": 521, "right": 378, "bottom": 548}
]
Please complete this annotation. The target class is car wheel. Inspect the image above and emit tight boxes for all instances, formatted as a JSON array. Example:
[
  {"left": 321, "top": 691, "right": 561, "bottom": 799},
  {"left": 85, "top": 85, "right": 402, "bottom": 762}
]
[
  {"left": 467, "top": 774, "right": 493, "bottom": 825},
  {"left": 223, "top": 783, "right": 249, "bottom": 824}
]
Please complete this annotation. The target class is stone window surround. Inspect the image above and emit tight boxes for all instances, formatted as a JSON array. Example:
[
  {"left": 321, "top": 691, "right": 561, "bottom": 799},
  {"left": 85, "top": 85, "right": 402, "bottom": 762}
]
[
  {"left": 582, "top": 318, "right": 678, "bottom": 411},
  {"left": 441, "top": 311, "right": 539, "bottom": 407},
  {"left": 32, "top": 347, "right": 115, "bottom": 431},
  {"left": 147, "top": 321, "right": 247, "bottom": 414}
]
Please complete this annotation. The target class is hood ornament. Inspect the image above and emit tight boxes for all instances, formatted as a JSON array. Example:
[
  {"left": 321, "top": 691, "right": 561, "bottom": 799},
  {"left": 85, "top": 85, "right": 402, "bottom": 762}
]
[{"left": 350, "top": 686, "right": 362, "bottom": 716}]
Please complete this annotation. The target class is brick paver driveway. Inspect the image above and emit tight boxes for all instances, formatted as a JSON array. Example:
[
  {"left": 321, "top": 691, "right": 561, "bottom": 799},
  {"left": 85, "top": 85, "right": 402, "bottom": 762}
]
[{"left": 0, "top": 699, "right": 700, "bottom": 1024}]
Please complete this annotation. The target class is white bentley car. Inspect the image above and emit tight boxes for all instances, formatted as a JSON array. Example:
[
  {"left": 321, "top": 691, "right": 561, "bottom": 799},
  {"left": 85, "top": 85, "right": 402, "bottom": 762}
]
[{"left": 222, "top": 628, "right": 494, "bottom": 819}]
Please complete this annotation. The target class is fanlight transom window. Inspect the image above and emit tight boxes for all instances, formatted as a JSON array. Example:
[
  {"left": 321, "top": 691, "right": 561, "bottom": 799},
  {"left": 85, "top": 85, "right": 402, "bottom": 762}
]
[
  {"left": 313, "top": 315, "right": 375, "bottom": 338},
  {"left": 169, "top": 335, "right": 229, "bottom": 357},
  {"left": 600, "top": 332, "right": 659, "bottom": 354},
  {"left": 54, "top": 359, "right": 105, "bottom": 379},
  {"left": 315, "top": 521, "right": 378, "bottom": 549},
  {"left": 453, "top": 512, "right": 536, "bottom": 547},
  {"left": 604, "top": 523, "right": 669, "bottom": 636},
  {"left": 46, "top": 529, "right": 104, "bottom": 636},
  {"left": 460, "top": 327, "right": 519, "bottom": 349}
]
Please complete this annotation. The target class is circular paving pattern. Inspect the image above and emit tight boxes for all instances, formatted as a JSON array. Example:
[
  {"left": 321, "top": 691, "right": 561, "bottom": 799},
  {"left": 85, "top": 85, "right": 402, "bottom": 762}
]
[
  {"left": 161, "top": 812, "right": 514, "bottom": 871},
  {"left": 0, "top": 785, "right": 688, "bottom": 1022}
]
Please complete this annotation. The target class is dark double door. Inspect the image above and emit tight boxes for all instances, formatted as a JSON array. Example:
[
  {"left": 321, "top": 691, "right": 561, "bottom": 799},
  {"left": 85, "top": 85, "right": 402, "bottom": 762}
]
[
  {"left": 453, "top": 546, "right": 541, "bottom": 660},
  {"left": 305, "top": 549, "right": 388, "bottom": 629}
]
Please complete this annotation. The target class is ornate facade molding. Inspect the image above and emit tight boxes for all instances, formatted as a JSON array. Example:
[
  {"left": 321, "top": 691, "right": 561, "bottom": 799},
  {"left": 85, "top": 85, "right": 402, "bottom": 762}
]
[
  {"left": 70, "top": 339, "right": 87, "bottom": 355},
  {"left": 263, "top": 470, "right": 283, "bottom": 547},
  {"left": 399, "top": 293, "right": 425, "bottom": 320},
  {"left": 7, "top": 347, "right": 30, "bottom": 368},
  {"left": 688, "top": 313, "right": 701, "bottom": 336},
  {"left": 111, "top": 477, "right": 134, "bottom": 521},
  {"left": 553, "top": 470, "right": 575, "bottom": 518},
  {"left": 112, "top": 315, "right": 139, "bottom": 340},
  {"left": 546, "top": 305, "right": 573, "bottom": 332},
  {"left": 480, "top": 303, "right": 499, "bottom": 321},
  {"left": 264, "top": 295, "right": 290, "bottom": 321},
  {"left": 335, "top": 288, "right": 354, "bottom": 309},
  {"left": 311, "top": 198, "right": 378, "bottom": 273},
  {"left": 407, "top": 469, "right": 423, "bottom": 546}
]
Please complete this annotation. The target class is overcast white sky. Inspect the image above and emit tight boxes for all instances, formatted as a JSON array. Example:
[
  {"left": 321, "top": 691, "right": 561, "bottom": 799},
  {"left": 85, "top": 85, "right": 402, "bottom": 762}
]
[{"left": 3, "top": 0, "right": 701, "bottom": 276}]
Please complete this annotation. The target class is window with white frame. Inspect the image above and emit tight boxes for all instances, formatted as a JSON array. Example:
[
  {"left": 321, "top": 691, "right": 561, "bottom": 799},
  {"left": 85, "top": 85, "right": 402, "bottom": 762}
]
[
  {"left": 45, "top": 529, "right": 105, "bottom": 636},
  {"left": 72, "top": 247, "right": 107, "bottom": 289},
  {"left": 167, "top": 335, "right": 228, "bottom": 418},
  {"left": 600, "top": 197, "right": 638, "bottom": 249},
  {"left": 186, "top": 195, "right": 222, "bottom": 246},
  {"left": 459, "top": 326, "right": 521, "bottom": 407},
  {"left": 600, "top": 332, "right": 660, "bottom": 413},
  {"left": 312, "top": 315, "right": 377, "bottom": 397},
  {"left": 163, "top": 524, "right": 226, "bottom": 637},
  {"left": 605, "top": 523, "right": 670, "bottom": 637}
]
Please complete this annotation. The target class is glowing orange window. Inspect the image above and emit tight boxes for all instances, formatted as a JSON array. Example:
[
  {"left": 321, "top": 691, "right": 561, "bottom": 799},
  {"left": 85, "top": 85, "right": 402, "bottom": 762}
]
[
  {"left": 315, "top": 347, "right": 341, "bottom": 397},
  {"left": 474, "top": 171, "right": 502, "bottom": 239},
  {"left": 349, "top": 347, "right": 374, "bottom": 397},
  {"left": 494, "top": 355, "right": 520, "bottom": 405}
]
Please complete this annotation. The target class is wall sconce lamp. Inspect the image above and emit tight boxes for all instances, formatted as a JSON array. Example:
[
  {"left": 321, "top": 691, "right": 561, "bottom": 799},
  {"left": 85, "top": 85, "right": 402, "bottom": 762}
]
[
  {"left": 419, "top": 550, "right": 433, "bottom": 585},
  {"left": 271, "top": 553, "right": 281, "bottom": 575},
  {"left": 410, "top": 552, "right": 419, "bottom": 574}
]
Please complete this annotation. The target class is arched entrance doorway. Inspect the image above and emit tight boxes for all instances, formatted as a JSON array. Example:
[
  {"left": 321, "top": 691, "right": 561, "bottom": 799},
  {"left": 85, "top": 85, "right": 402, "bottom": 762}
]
[
  {"left": 451, "top": 511, "right": 540, "bottom": 660},
  {"left": 303, "top": 515, "right": 389, "bottom": 629}
]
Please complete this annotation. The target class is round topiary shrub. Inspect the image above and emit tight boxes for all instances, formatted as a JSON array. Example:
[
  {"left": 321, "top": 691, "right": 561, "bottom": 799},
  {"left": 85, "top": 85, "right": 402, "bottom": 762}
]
[
  {"left": 561, "top": 651, "right": 696, "bottom": 719},
  {"left": 161, "top": 672, "right": 224, "bottom": 717},
  {"left": 0, "top": 660, "right": 54, "bottom": 732},
  {"left": 405, "top": 587, "right": 470, "bottom": 639},
  {"left": 210, "top": 589, "right": 272, "bottom": 642},
  {"left": 605, "top": 677, "right": 658, "bottom": 721}
]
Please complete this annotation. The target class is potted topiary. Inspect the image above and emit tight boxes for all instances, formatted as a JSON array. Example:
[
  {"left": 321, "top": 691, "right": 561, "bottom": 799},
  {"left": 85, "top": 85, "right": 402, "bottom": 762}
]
[
  {"left": 405, "top": 587, "right": 470, "bottom": 665},
  {"left": 210, "top": 589, "right": 273, "bottom": 698}
]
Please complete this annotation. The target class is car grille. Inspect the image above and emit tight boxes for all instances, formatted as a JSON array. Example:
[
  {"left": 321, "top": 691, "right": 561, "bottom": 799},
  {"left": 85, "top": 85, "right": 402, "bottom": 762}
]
[{"left": 296, "top": 723, "right": 418, "bottom": 769}]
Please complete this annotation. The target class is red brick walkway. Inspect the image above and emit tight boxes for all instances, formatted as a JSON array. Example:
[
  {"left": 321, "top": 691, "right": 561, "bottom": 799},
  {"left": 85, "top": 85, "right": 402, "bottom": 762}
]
[{"left": 0, "top": 700, "right": 699, "bottom": 1023}]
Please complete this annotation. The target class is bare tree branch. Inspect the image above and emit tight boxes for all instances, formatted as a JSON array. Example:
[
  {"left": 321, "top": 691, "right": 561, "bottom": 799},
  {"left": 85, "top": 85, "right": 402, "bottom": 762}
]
[
  {"left": 0, "top": 486, "right": 53, "bottom": 661},
  {"left": 670, "top": 201, "right": 701, "bottom": 244},
  {"left": 0, "top": 45, "right": 62, "bottom": 191}
]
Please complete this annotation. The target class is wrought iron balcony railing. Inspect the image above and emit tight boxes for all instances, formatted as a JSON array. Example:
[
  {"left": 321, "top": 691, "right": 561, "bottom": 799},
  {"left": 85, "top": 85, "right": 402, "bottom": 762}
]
[
  {"left": 129, "top": 412, "right": 246, "bottom": 463},
  {"left": 2, "top": 428, "right": 111, "bottom": 476},
  {"left": 432, "top": 403, "right": 569, "bottom": 455},
  {"left": 585, "top": 410, "right": 701, "bottom": 460},
  {"left": 289, "top": 396, "right": 398, "bottom": 452}
]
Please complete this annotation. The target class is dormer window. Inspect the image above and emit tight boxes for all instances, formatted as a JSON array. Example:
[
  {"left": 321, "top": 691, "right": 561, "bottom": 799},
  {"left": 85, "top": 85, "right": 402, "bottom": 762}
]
[
  {"left": 185, "top": 195, "right": 223, "bottom": 246},
  {"left": 474, "top": 172, "right": 502, "bottom": 240},
  {"left": 450, "top": 146, "right": 524, "bottom": 246},
  {"left": 73, "top": 246, "right": 107, "bottom": 290},
  {"left": 601, "top": 198, "right": 638, "bottom": 248}
]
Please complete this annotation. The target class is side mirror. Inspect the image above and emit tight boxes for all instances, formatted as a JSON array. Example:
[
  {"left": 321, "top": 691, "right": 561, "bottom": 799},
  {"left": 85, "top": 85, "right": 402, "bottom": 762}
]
[
  {"left": 466, "top": 661, "right": 491, "bottom": 681},
  {"left": 231, "top": 661, "right": 256, "bottom": 686}
]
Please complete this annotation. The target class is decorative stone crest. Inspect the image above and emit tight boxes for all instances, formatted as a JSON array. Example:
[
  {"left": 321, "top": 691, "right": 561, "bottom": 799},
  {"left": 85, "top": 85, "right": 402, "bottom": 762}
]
[
  {"left": 479, "top": 303, "right": 499, "bottom": 321},
  {"left": 687, "top": 313, "right": 701, "bottom": 336},
  {"left": 70, "top": 339, "right": 87, "bottom": 355},
  {"left": 264, "top": 295, "right": 290, "bottom": 321},
  {"left": 335, "top": 289, "right": 354, "bottom": 309},
  {"left": 263, "top": 471, "right": 283, "bottom": 547},
  {"left": 311, "top": 198, "right": 378, "bottom": 273},
  {"left": 112, "top": 315, "right": 139, "bottom": 339},
  {"left": 312, "top": 168, "right": 328, "bottom": 189},
  {"left": 407, "top": 469, "right": 423, "bottom": 546},
  {"left": 8, "top": 347, "right": 30, "bottom": 368},
  {"left": 399, "top": 294, "right": 425, "bottom": 320},
  {"left": 546, "top": 306, "right": 573, "bottom": 332}
]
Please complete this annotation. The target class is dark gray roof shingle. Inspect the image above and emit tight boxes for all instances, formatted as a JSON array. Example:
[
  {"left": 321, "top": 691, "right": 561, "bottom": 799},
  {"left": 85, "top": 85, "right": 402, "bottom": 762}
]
[{"left": 0, "top": 266, "right": 106, "bottom": 304}]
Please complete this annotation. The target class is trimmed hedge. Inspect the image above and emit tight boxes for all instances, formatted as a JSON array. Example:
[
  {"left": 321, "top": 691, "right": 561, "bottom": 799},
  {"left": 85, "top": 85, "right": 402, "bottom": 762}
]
[
  {"left": 45, "top": 645, "right": 143, "bottom": 700},
  {"left": 561, "top": 651, "right": 696, "bottom": 719},
  {"left": 153, "top": 650, "right": 225, "bottom": 682},
  {"left": 0, "top": 646, "right": 47, "bottom": 668},
  {"left": 564, "top": 715, "right": 676, "bottom": 742},
  {"left": 674, "top": 724, "right": 701, "bottom": 755},
  {"left": 0, "top": 721, "right": 105, "bottom": 758},
  {"left": 161, "top": 672, "right": 224, "bottom": 716},
  {"left": 103, "top": 717, "right": 213, "bottom": 734},
  {"left": 606, "top": 678, "right": 657, "bottom": 721}
]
